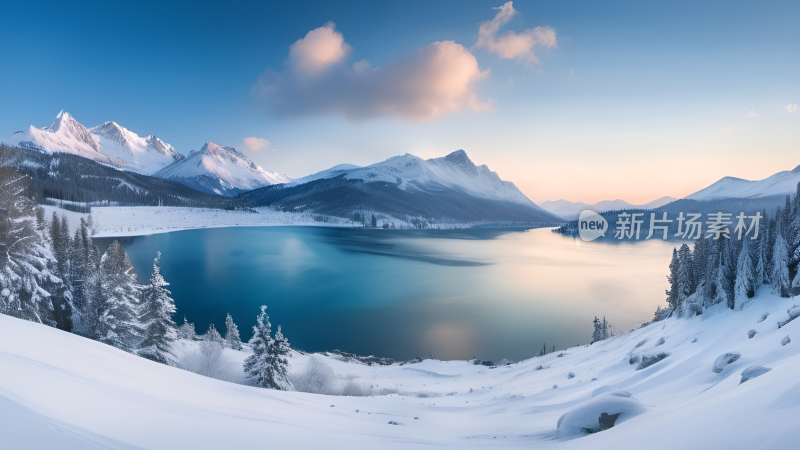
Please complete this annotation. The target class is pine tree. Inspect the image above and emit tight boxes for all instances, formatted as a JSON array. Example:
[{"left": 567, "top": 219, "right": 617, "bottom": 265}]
[
  {"left": 692, "top": 233, "right": 708, "bottom": 292},
  {"left": 666, "top": 248, "right": 679, "bottom": 312},
  {"left": 272, "top": 325, "right": 291, "bottom": 379},
  {"left": 204, "top": 323, "right": 223, "bottom": 344},
  {"left": 675, "top": 244, "right": 693, "bottom": 314},
  {"left": 225, "top": 313, "right": 243, "bottom": 350},
  {"left": 712, "top": 239, "right": 734, "bottom": 308},
  {"left": 0, "top": 171, "right": 62, "bottom": 325},
  {"left": 602, "top": 316, "right": 610, "bottom": 340},
  {"left": 89, "top": 241, "right": 142, "bottom": 352},
  {"left": 591, "top": 316, "right": 603, "bottom": 343},
  {"left": 771, "top": 222, "right": 790, "bottom": 297},
  {"left": 734, "top": 237, "right": 755, "bottom": 309},
  {"left": 138, "top": 252, "right": 177, "bottom": 364},
  {"left": 244, "top": 306, "right": 291, "bottom": 390},
  {"left": 177, "top": 316, "right": 196, "bottom": 340}
]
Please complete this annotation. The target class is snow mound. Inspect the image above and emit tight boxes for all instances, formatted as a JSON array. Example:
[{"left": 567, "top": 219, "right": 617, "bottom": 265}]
[
  {"left": 781, "top": 335, "right": 791, "bottom": 346},
  {"left": 556, "top": 393, "right": 647, "bottom": 439},
  {"left": 713, "top": 352, "right": 742, "bottom": 373},
  {"left": 740, "top": 365, "right": 772, "bottom": 383}
]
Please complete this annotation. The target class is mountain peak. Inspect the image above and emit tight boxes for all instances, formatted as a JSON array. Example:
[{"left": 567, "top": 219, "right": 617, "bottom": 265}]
[
  {"left": 46, "top": 110, "right": 77, "bottom": 132},
  {"left": 440, "top": 149, "right": 478, "bottom": 177}
]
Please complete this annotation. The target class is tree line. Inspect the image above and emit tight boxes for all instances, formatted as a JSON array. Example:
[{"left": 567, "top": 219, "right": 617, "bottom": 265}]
[
  {"left": 0, "top": 169, "right": 291, "bottom": 389},
  {"left": 660, "top": 183, "right": 800, "bottom": 319}
]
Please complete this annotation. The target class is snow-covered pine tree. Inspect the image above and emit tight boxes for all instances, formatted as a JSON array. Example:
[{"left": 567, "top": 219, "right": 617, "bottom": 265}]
[
  {"left": 676, "top": 244, "right": 694, "bottom": 315},
  {"left": 755, "top": 231, "right": 767, "bottom": 288},
  {"left": 692, "top": 233, "right": 708, "bottom": 292},
  {"left": 178, "top": 316, "right": 196, "bottom": 340},
  {"left": 711, "top": 239, "right": 733, "bottom": 307},
  {"left": 89, "top": 241, "right": 142, "bottom": 352},
  {"left": 666, "top": 248, "right": 679, "bottom": 313},
  {"left": 0, "top": 170, "right": 62, "bottom": 325},
  {"left": 204, "top": 323, "right": 223, "bottom": 344},
  {"left": 771, "top": 221, "right": 790, "bottom": 297},
  {"left": 244, "top": 306, "right": 291, "bottom": 390},
  {"left": 271, "top": 325, "right": 292, "bottom": 389},
  {"left": 761, "top": 210, "right": 772, "bottom": 286},
  {"left": 591, "top": 316, "right": 603, "bottom": 343},
  {"left": 224, "top": 313, "right": 243, "bottom": 350},
  {"left": 734, "top": 237, "right": 755, "bottom": 309},
  {"left": 601, "top": 317, "right": 609, "bottom": 340},
  {"left": 138, "top": 252, "right": 177, "bottom": 364},
  {"left": 702, "top": 239, "right": 720, "bottom": 306}
]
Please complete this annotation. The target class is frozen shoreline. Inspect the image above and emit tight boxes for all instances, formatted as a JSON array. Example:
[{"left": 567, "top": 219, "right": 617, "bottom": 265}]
[{"left": 43, "top": 205, "right": 357, "bottom": 238}]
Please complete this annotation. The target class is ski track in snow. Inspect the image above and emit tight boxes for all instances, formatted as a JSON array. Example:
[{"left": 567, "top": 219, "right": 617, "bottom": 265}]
[{"left": 1, "top": 289, "right": 799, "bottom": 448}]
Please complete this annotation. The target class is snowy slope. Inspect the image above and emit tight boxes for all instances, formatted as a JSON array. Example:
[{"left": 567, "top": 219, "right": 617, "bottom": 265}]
[
  {"left": 154, "top": 142, "right": 290, "bottom": 196},
  {"left": 291, "top": 150, "right": 542, "bottom": 209},
  {"left": 687, "top": 165, "right": 800, "bottom": 200},
  {"left": 541, "top": 196, "right": 677, "bottom": 220},
  {"left": 1, "top": 111, "right": 183, "bottom": 175},
  {"left": 1, "top": 288, "right": 799, "bottom": 449}
]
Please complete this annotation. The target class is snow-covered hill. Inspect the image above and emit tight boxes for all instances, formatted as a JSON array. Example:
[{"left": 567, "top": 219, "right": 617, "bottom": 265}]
[
  {"left": 1, "top": 111, "right": 183, "bottom": 175},
  {"left": 541, "top": 196, "right": 677, "bottom": 220},
  {"left": 687, "top": 165, "right": 800, "bottom": 200},
  {"left": 1, "top": 288, "right": 798, "bottom": 449},
  {"left": 154, "top": 142, "right": 290, "bottom": 196},
  {"left": 292, "top": 150, "right": 541, "bottom": 210}
]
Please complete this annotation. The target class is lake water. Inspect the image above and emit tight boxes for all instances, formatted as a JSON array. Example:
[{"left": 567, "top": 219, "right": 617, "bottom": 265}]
[{"left": 104, "top": 227, "right": 676, "bottom": 362}]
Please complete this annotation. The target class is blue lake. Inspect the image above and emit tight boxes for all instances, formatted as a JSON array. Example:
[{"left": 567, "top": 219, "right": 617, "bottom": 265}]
[{"left": 104, "top": 227, "right": 676, "bottom": 361}]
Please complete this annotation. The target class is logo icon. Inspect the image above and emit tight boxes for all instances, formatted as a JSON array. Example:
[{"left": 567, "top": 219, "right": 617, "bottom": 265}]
[{"left": 578, "top": 210, "right": 607, "bottom": 241}]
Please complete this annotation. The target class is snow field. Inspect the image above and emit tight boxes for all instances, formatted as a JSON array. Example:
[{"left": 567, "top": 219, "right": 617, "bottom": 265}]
[{"left": 2, "top": 288, "right": 800, "bottom": 449}]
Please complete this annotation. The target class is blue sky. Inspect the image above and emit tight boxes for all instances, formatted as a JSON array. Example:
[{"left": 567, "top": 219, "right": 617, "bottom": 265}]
[{"left": 1, "top": 0, "right": 797, "bottom": 203}]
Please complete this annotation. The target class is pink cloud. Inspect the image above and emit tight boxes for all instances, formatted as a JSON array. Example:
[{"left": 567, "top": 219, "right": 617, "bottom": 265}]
[
  {"left": 288, "top": 22, "right": 351, "bottom": 74},
  {"left": 252, "top": 25, "right": 491, "bottom": 121},
  {"left": 243, "top": 137, "right": 270, "bottom": 151},
  {"left": 476, "top": 2, "right": 557, "bottom": 64}
]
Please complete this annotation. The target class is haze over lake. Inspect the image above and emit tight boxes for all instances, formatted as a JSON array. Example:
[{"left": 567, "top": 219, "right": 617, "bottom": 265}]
[{"left": 107, "top": 227, "right": 676, "bottom": 361}]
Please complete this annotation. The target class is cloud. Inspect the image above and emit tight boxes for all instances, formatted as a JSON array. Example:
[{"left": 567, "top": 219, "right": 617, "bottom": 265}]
[
  {"left": 745, "top": 107, "right": 755, "bottom": 118},
  {"left": 243, "top": 137, "right": 270, "bottom": 151},
  {"left": 786, "top": 103, "right": 798, "bottom": 113},
  {"left": 288, "top": 22, "right": 351, "bottom": 74},
  {"left": 476, "top": 2, "right": 557, "bottom": 64},
  {"left": 252, "top": 23, "right": 491, "bottom": 121}
]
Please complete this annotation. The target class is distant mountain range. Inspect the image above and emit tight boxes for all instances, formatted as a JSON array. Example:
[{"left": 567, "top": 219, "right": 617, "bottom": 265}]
[
  {"left": 687, "top": 165, "right": 800, "bottom": 200},
  {"left": 0, "top": 111, "right": 561, "bottom": 224},
  {"left": 1, "top": 111, "right": 289, "bottom": 196},
  {"left": 540, "top": 196, "right": 677, "bottom": 220}
]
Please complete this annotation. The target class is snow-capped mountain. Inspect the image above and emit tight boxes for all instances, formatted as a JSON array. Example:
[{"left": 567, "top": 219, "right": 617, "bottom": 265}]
[
  {"left": 1, "top": 111, "right": 182, "bottom": 175},
  {"left": 90, "top": 121, "right": 183, "bottom": 174},
  {"left": 292, "top": 150, "right": 542, "bottom": 209},
  {"left": 541, "top": 196, "right": 677, "bottom": 220},
  {"left": 155, "top": 142, "right": 290, "bottom": 196},
  {"left": 242, "top": 150, "right": 561, "bottom": 223},
  {"left": 687, "top": 165, "right": 800, "bottom": 200}
]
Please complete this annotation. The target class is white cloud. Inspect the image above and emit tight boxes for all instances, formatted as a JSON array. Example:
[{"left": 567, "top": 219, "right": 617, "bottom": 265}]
[
  {"left": 476, "top": 1, "right": 557, "bottom": 64},
  {"left": 252, "top": 24, "right": 491, "bottom": 121},
  {"left": 288, "top": 22, "right": 351, "bottom": 74},
  {"left": 786, "top": 103, "right": 798, "bottom": 113},
  {"left": 745, "top": 107, "right": 755, "bottom": 118},
  {"left": 243, "top": 137, "right": 270, "bottom": 151}
]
